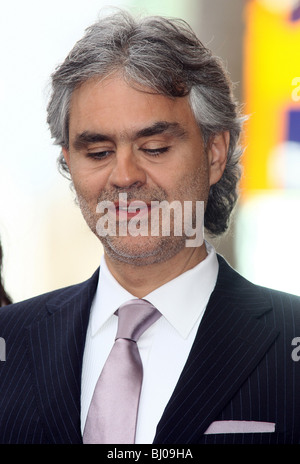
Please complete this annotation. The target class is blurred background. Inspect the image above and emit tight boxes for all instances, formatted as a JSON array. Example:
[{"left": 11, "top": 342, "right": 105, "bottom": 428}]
[{"left": 0, "top": 0, "right": 299, "bottom": 303}]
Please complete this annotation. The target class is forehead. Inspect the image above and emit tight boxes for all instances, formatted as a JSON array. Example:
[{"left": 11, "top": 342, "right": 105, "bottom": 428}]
[{"left": 68, "top": 76, "right": 199, "bottom": 138}]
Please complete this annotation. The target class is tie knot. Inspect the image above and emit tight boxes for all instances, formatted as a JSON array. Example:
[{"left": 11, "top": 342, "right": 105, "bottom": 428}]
[{"left": 116, "top": 299, "right": 160, "bottom": 342}]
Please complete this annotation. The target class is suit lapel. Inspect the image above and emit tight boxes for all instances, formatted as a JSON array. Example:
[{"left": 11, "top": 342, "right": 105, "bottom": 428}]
[
  {"left": 24, "top": 256, "right": 280, "bottom": 444},
  {"left": 26, "top": 270, "right": 99, "bottom": 444},
  {"left": 154, "top": 256, "right": 279, "bottom": 444}
]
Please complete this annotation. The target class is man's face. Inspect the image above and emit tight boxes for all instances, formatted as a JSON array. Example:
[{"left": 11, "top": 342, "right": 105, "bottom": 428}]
[{"left": 63, "top": 75, "right": 227, "bottom": 266}]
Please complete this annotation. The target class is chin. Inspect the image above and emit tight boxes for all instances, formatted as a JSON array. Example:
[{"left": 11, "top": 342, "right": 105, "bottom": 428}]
[{"left": 100, "top": 235, "right": 186, "bottom": 266}]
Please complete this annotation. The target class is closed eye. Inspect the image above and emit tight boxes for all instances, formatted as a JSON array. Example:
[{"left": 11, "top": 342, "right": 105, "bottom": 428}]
[
  {"left": 142, "top": 147, "right": 170, "bottom": 157},
  {"left": 85, "top": 146, "right": 170, "bottom": 160},
  {"left": 86, "top": 150, "right": 114, "bottom": 160}
]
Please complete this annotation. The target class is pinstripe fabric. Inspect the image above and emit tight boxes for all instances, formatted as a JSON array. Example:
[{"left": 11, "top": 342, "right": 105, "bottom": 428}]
[
  {"left": 0, "top": 270, "right": 98, "bottom": 444},
  {"left": 0, "top": 256, "right": 299, "bottom": 444},
  {"left": 154, "top": 257, "right": 300, "bottom": 444}
]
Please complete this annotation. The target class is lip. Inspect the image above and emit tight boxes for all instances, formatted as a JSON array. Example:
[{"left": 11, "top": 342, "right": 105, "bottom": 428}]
[{"left": 113, "top": 200, "right": 151, "bottom": 219}]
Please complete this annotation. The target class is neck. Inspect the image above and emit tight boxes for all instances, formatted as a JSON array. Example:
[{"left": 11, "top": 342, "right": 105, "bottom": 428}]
[{"left": 104, "top": 243, "right": 207, "bottom": 298}]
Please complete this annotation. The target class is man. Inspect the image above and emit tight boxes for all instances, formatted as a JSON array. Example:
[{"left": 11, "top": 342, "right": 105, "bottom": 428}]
[{"left": 0, "top": 10, "right": 300, "bottom": 445}]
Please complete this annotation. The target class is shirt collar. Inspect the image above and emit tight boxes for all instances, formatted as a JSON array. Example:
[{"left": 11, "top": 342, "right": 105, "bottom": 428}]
[{"left": 90, "top": 240, "right": 219, "bottom": 339}]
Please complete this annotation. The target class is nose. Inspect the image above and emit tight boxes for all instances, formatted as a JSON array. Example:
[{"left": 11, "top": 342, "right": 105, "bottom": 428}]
[{"left": 108, "top": 147, "right": 146, "bottom": 189}]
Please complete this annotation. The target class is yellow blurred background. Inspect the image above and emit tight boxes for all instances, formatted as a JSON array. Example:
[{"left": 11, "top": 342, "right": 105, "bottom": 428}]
[
  {"left": 0, "top": 0, "right": 299, "bottom": 303},
  {"left": 237, "top": 0, "right": 300, "bottom": 295}
]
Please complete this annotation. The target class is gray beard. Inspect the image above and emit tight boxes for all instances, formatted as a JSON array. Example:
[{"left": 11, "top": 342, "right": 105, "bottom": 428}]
[{"left": 76, "top": 192, "right": 189, "bottom": 266}]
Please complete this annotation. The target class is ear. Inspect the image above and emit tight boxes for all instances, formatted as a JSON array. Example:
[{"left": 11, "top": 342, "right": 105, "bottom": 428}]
[
  {"left": 207, "top": 131, "right": 229, "bottom": 186},
  {"left": 62, "top": 147, "right": 71, "bottom": 169}
]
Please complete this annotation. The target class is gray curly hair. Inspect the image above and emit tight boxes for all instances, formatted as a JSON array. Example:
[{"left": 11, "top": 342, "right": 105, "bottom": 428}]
[{"left": 47, "top": 10, "right": 245, "bottom": 236}]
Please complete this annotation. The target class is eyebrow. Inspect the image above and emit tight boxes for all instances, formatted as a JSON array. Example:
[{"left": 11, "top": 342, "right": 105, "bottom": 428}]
[
  {"left": 72, "top": 132, "right": 110, "bottom": 151},
  {"left": 135, "top": 121, "right": 187, "bottom": 139},
  {"left": 72, "top": 121, "right": 187, "bottom": 151}
]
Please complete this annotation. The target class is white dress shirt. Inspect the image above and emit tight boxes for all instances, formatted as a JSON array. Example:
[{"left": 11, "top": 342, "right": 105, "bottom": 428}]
[{"left": 80, "top": 241, "right": 219, "bottom": 443}]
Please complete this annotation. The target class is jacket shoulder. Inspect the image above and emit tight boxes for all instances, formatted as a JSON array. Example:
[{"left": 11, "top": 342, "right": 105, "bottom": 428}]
[
  {"left": 217, "top": 254, "right": 300, "bottom": 329},
  {"left": 0, "top": 268, "right": 99, "bottom": 328},
  {"left": 217, "top": 253, "right": 300, "bottom": 302}
]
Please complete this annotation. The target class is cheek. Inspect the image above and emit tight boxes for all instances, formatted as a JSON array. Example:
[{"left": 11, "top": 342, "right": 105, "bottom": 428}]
[
  {"left": 176, "top": 166, "right": 210, "bottom": 202},
  {"left": 71, "top": 166, "right": 107, "bottom": 200},
  {"left": 72, "top": 175, "right": 99, "bottom": 205}
]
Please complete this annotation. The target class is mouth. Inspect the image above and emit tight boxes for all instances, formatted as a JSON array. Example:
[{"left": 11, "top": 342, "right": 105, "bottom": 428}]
[{"left": 113, "top": 200, "right": 152, "bottom": 220}]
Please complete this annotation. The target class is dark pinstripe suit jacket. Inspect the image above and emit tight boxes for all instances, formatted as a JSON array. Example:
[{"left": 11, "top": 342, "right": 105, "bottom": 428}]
[{"left": 0, "top": 255, "right": 300, "bottom": 444}]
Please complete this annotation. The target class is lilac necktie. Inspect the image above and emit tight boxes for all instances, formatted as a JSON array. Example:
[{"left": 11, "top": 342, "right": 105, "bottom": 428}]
[{"left": 83, "top": 299, "right": 161, "bottom": 444}]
